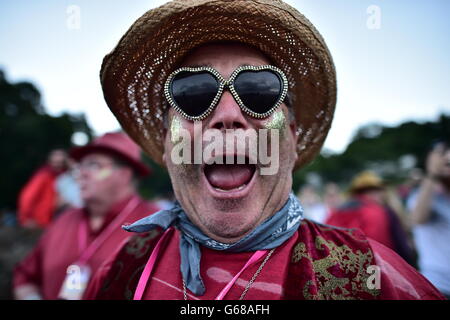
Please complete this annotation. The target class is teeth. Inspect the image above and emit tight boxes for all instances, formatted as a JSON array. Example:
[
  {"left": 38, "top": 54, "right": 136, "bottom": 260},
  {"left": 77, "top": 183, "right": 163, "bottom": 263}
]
[{"left": 214, "top": 184, "right": 247, "bottom": 192}]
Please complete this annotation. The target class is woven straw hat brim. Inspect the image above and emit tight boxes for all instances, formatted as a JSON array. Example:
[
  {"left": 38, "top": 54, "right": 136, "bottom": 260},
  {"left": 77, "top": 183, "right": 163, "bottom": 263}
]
[{"left": 100, "top": 0, "right": 337, "bottom": 170}]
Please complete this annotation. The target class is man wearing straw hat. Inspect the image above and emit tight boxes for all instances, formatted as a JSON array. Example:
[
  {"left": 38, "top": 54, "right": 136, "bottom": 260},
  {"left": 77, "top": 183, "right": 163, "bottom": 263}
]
[{"left": 86, "top": 0, "right": 443, "bottom": 300}]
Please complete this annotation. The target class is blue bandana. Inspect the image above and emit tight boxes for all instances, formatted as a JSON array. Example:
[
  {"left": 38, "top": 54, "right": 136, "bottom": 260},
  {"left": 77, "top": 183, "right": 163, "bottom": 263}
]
[{"left": 123, "top": 193, "right": 303, "bottom": 295}]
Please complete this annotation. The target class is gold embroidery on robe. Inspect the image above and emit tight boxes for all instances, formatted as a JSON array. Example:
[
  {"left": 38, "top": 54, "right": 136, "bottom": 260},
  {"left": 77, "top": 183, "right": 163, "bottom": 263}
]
[{"left": 292, "top": 235, "right": 380, "bottom": 299}]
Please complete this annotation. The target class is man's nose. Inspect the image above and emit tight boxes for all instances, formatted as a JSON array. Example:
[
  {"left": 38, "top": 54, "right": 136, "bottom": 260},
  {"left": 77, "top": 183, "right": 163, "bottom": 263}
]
[
  {"left": 76, "top": 165, "right": 91, "bottom": 181},
  {"left": 207, "top": 91, "right": 248, "bottom": 130}
]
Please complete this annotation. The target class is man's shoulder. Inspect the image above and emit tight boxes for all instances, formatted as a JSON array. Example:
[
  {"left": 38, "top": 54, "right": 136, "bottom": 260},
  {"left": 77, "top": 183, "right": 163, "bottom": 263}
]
[
  {"left": 293, "top": 220, "right": 445, "bottom": 300},
  {"left": 44, "top": 207, "right": 85, "bottom": 231},
  {"left": 285, "top": 219, "right": 380, "bottom": 299},
  {"left": 294, "top": 219, "right": 375, "bottom": 267},
  {"left": 368, "top": 238, "right": 445, "bottom": 299},
  {"left": 298, "top": 218, "right": 370, "bottom": 245}
]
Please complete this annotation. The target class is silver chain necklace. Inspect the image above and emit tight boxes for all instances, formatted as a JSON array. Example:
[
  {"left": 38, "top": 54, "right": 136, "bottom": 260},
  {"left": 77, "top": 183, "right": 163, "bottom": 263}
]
[{"left": 182, "top": 248, "right": 276, "bottom": 300}]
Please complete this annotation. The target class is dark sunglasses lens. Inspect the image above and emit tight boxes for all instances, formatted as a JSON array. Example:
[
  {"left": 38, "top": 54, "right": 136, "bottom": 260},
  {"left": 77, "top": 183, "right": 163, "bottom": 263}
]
[
  {"left": 234, "top": 70, "right": 282, "bottom": 114},
  {"left": 171, "top": 71, "right": 219, "bottom": 118}
]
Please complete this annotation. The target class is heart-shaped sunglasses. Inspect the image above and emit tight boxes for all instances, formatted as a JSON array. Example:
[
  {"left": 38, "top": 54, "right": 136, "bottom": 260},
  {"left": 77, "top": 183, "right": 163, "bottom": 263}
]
[{"left": 164, "top": 65, "right": 289, "bottom": 121}]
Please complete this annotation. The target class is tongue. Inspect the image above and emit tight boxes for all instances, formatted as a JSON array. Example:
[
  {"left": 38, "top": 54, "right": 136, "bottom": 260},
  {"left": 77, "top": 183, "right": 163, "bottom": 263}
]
[{"left": 204, "top": 164, "right": 254, "bottom": 190}]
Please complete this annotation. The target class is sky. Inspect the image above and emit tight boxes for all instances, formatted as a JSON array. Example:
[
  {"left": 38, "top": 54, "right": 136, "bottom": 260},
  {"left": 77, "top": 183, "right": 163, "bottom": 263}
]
[{"left": 1, "top": 0, "right": 449, "bottom": 153}]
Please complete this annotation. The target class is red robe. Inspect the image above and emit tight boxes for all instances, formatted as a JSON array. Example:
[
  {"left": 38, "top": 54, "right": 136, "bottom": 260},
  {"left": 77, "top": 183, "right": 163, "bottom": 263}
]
[
  {"left": 18, "top": 165, "right": 62, "bottom": 228},
  {"left": 13, "top": 195, "right": 160, "bottom": 299},
  {"left": 85, "top": 220, "right": 444, "bottom": 300},
  {"left": 326, "top": 196, "right": 395, "bottom": 250}
]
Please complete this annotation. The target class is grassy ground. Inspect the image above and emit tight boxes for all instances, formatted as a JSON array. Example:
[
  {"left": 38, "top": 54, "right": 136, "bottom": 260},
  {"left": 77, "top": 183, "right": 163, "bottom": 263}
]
[{"left": 0, "top": 225, "right": 42, "bottom": 299}]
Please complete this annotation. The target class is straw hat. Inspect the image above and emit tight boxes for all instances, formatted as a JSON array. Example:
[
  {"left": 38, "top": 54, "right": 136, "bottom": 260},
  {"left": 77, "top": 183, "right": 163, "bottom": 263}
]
[
  {"left": 100, "top": 0, "right": 337, "bottom": 170},
  {"left": 349, "top": 171, "right": 384, "bottom": 194},
  {"left": 70, "top": 132, "right": 151, "bottom": 177}
]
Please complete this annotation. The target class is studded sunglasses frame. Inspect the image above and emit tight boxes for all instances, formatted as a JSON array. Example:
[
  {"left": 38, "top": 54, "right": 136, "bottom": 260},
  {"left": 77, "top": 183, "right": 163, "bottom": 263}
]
[{"left": 164, "top": 65, "right": 289, "bottom": 121}]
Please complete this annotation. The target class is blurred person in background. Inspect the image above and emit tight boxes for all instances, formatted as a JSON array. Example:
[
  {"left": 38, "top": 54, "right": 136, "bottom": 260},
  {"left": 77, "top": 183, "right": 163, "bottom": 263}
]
[
  {"left": 297, "top": 182, "right": 344, "bottom": 224},
  {"left": 297, "top": 184, "right": 328, "bottom": 223},
  {"left": 407, "top": 142, "right": 450, "bottom": 299},
  {"left": 398, "top": 168, "right": 424, "bottom": 204},
  {"left": 323, "top": 182, "right": 344, "bottom": 216},
  {"left": 55, "top": 157, "right": 83, "bottom": 213},
  {"left": 13, "top": 132, "right": 160, "bottom": 300},
  {"left": 17, "top": 149, "right": 68, "bottom": 229},
  {"left": 383, "top": 187, "right": 418, "bottom": 268},
  {"left": 326, "top": 171, "right": 416, "bottom": 266}
]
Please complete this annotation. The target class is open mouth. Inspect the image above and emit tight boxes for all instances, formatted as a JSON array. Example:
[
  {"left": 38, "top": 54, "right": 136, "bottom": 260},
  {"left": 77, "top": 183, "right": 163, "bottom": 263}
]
[{"left": 202, "top": 156, "right": 257, "bottom": 194}]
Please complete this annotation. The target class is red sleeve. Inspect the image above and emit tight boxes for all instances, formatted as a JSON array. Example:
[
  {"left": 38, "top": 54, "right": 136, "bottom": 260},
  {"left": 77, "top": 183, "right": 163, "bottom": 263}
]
[
  {"left": 18, "top": 169, "right": 50, "bottom": 225},
  {"left": 369, "top": 239, "right": 445, "bottom": 300}
]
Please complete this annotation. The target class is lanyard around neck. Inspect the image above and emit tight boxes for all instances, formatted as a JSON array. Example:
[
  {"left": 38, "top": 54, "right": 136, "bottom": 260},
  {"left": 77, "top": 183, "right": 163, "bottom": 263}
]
[
  {"left": 134, "top": 228, "right": 174, "bottom": 300},
  {"left": 77, "top": 196, "right": 140, "bottom": 265},
  {"left": 133, "top": 228, "right": 269, "bottom": 300},
  {"left": 214, "top": 249, "right": 268, "bottom": 300}
]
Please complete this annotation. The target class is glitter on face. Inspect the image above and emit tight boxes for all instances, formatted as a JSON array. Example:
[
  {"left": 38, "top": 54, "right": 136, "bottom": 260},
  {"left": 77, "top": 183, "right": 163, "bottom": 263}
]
[
  {"left": 94, "top": 168, "right": 113, "bottom": 181},
  {"left": 264, "top": 110, "right": 286, "bottom": 137},
  {"left": 170, "top": 115, "right": 183, "bottom": 144}
]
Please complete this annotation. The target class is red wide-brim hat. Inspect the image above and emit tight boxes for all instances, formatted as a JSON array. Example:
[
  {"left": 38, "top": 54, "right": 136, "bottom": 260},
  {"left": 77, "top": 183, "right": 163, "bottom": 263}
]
[{"left": 70, "top": 132, "right": 151, "bottom": 177}]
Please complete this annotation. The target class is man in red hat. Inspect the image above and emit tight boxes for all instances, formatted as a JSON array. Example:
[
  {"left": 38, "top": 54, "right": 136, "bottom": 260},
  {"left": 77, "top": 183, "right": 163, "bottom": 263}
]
[{"left": 13, "top": 132, "right": 160, "bottom": 300}]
